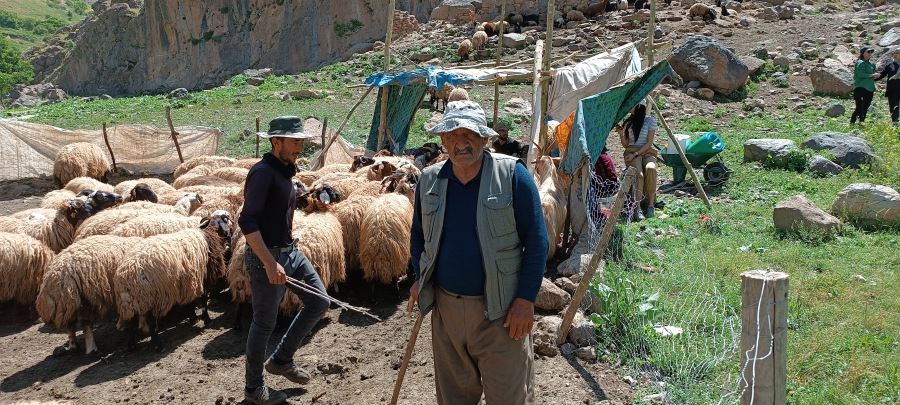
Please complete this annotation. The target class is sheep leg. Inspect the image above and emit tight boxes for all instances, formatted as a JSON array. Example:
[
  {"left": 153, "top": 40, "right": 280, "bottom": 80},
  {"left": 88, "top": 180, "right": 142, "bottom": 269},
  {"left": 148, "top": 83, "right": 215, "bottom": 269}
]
[
  {"left": 83, "top": 324, "right": 99, "bottom": 356},
  {"left": 149, "top": 315, "right": 165, "bottom": 352},
  {"left": 200, "top": 292, "right": 212, "bottom": 326},
  {"left": 370, "top": 283, "right": 377, "bottom": 305},
  {"left": 126, "top": 318, "right": 139, "bottom": 352}
]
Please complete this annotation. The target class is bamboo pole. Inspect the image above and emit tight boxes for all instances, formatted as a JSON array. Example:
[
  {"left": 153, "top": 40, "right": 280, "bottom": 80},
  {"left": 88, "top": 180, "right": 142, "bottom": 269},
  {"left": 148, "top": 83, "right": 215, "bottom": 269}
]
[
  {"left": 389, "top": 313, "right": 425, "bottom": 405},
  {"left": 165, "top": 106, "right": 184, "bottom": 163},
  {"left": 538, "top": 0, "right": 556, "bottom": 152},
  {"left": 526, "top": 39, "right": 544, "bottom": 173},
  {"left": 375, "top": 0, "right": 397, "bottom": 154},
  {"left": 101, "top": 122, "right": 117, "bottom": 172},
  {"left": 314, "top": 86, "right": 375, "bottom": 170},
  {"left": 255, "top": 117, "right": 261, "bottom": 158},
  {"left": 558, "top": 168, "right": 635, "bottom": 344},
  {"left": 492, "top": 0, "right": 507, "bottom": 128},
  {"left": 648, "top": 98, "right": 711, "bottom": 207},
  {"left": 739, "top": 270, "right": 788, "bottom": 405}
]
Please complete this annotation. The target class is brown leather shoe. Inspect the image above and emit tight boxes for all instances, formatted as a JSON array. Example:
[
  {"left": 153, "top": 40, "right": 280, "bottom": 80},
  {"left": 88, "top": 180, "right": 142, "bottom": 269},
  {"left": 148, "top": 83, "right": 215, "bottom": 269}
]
[{"left": 264, "top": 358, "right": 312, "bottom": 385}]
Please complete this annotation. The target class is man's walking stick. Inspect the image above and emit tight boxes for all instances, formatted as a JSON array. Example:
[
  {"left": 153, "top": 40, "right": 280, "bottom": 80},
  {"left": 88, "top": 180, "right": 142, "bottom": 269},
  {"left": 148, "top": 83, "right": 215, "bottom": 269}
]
[{"left": 390, "top": 313, "right": 424, "bottom": 405}]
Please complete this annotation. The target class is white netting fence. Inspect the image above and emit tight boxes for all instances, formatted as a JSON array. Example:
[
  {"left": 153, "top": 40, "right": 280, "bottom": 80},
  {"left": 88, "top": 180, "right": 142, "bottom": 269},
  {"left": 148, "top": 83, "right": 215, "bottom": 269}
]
[{"left": 571, "top": 166, "right": 756, "bottom": 403}]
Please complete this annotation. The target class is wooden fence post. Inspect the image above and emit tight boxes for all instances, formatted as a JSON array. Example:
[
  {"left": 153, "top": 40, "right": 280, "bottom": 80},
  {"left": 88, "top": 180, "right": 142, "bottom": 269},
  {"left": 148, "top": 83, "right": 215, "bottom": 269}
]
[
  {"left": 320, "top": 117, "right": 328, "bottom": 148},
  {"left": 739, "top": 270, "right": 788, "bottom": 405},
  {"left": 165, "top": 106, "right": 184, "bottom": 163},
  {"left": 255, "top": 116, "right": 261, "bottom": 158},
  {"left": 492, "top": 0, "right": 507, "bottom": 128},
  {"left": 101, "top": 122, "right": 117, "bottom": 172}
]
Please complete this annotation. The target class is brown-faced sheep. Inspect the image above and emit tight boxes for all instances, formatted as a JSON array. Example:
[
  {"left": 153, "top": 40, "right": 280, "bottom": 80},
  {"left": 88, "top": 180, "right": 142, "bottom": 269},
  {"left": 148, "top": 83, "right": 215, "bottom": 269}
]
[
  {"left": 125, "top": 183, "right": 159, "bottom": 203},
  {"left": 358, "top": 193, "right": 413, "bottom": 287},
  {"left": 428, "top": 83, "right": 455, "bottom": 112},
  {"left": 2, "top": 191, "right": 123, "bottom": 252},
  {"left": 36, "top": 235, "right": 142, "bottom": 354},
  {"left": 457, "top": 38, "right": 473, "bottom": 60},
  {"left": 173, "top": 155, "right": 236, "bottom": 179},
  {"left": 53, "top": 142, "right": 111, "bottom": 188},
  {"left": 64, "top": 176, "right": 115, "bottom": 194},
  {"left": 211, "top": 167, "right": 249, "bottom": 184},
  {"left": 533, "top": 156, "right": 567, "bottom": 261},
  {"left": 689, "top": 3, "right": 717, "bottom": 21},
  {"left": 115, "top": 213, "right": 232, "bottom": 350},
  {"left": 472, "top": 30, "right": 488, "bottom": 50},
  {"left": 0, "top": 232, "right": 54, "bottom": 307}
]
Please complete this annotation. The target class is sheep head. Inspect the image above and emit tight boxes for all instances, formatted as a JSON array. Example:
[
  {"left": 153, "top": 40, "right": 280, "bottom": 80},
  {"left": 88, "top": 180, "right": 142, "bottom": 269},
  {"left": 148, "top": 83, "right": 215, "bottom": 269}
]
[
  {"left": 381, "top": 172, "right": 419, "bottom": 202},
  {"left": 350, "top": 155, "right": 376, "bottom": 172},
  {"left": 200, "top": 210, "right": 233, "bottom": 282},
  {"left": 129, "top": 183, "right": 159, "bottom": 203},
  {"left": 65, "top": 197, "right": 95, "bottom": 225},
  {"left": 177, "top": 192, "right": 204, "bottom": 215},
  {"left": 366, "top": 161, "right": 398, "bottom": 181},
  {"left": 200, "top": 210, "right": 234, "bottom": 243},
  {"left": 296, "top": 184, "right": 342, "bottom": 213}
]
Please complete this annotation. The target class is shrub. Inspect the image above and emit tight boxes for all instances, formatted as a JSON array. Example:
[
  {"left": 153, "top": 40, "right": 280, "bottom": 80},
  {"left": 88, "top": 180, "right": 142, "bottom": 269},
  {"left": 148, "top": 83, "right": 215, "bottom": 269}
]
[{"left": 0, "top": 36, "right": 34, "bottom": 96}]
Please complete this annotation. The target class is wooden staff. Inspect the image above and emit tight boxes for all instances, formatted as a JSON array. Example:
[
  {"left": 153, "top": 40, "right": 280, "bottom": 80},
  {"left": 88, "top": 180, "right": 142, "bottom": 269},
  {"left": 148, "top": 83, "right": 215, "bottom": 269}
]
[
  {"left": 165, "top": 106, "right": 184, "bottom": 163},
  {"left": 558, "top": 168, "right": 635, "bottom": 344},
  {"left": 390, "top": 313, "right": 424, "bottom": 405},
  {"left": 101, "top": 122, "right": 117, "bottom": 172},
  {"left": 526, "top": 40, "right": 544, "bottom": 173},
  {"left": 648, "top": 98, "right": 711, "bottom": 207},
  {"left": 255, "top": 116, "right": 261, "bottom": 158}
]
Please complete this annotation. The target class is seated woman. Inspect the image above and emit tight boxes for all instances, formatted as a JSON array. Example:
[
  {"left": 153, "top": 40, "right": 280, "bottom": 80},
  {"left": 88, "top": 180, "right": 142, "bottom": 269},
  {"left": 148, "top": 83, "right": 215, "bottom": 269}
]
[{"left": 616, "top": 101, "right": 658, "bottom": 221}]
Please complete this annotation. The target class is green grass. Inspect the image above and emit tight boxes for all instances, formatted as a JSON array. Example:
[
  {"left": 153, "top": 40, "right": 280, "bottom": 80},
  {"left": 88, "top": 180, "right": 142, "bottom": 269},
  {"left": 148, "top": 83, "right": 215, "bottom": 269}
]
[
  {"left": 596, "top": 102, "right": 899, "bottom": 403},
  {"left": 0, "top": 0, "right": 89, "bottom": 50}
]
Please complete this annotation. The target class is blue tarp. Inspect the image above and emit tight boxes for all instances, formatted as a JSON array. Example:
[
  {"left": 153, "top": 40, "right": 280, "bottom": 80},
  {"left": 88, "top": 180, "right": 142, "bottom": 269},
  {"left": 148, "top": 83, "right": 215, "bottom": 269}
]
[
  {"left": 560, "top": 61, "right": 675, "bottom": 174},
  {"left": 364, "top": 66, "right": 477, "bottom": 90},
  {"left": 366, "top": 84, "right": 428, "bottom": 153}
]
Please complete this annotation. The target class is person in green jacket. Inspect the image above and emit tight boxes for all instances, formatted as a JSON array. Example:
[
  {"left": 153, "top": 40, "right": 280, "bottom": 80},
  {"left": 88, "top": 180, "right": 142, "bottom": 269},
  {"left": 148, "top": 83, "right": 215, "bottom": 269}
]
[{"left": 850, "top": 47, "right": 880, "bottom": 124}]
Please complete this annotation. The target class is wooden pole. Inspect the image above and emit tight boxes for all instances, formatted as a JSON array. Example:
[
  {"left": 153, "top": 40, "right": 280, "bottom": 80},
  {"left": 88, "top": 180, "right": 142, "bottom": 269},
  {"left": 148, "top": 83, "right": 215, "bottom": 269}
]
[
  {"left": 648, "top": 98, "right": 711, "bottom": 207},
  {"left": 492, "top": 0, "right": 507, "bottom": 128},
  {"left": 648, "top": 0, "right": 656, "bottom": 66},
  {"left": 255, "top": 116, "right": 261, "bottom": 158},
  {"left": 558, "top": 168, "right": 636, "bottom": 344},
  {"left": 375, "top": 0, "right": 397, "bottom": 155},
  {"left": 165, "top": 106, "right": 184, "bottom": 163},
  {"left": 101, "top": 122, "right": 117, "bottom": 172},
  {"left": 314, "top": 86, "right": 375, "bottom": 170},
  {"left": 538, "top": 0, "right": 556, "bottom": 152},
  {"left": 320, "top": 117, "right": 328, "bottom": 148},
  {"left": 390, "top": 313, "right": 425, "bottom": 405},
  {"left": 739, "top": 270, "right": 788, "bottom": 405},
  {"left": 526, "top": 39, "right": 544, "bottom": 173}
]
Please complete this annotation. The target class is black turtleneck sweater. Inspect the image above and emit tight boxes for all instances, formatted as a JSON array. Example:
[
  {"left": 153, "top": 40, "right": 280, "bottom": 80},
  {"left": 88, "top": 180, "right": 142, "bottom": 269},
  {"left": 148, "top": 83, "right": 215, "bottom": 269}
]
[{"left": 238, "top": 153, "right": 298, "bottom": 248}]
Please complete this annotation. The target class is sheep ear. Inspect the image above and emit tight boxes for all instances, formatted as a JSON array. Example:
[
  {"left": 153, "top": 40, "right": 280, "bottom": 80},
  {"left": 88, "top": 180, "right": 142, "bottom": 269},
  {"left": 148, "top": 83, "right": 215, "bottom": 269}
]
[{"left": 199, "top": 218, "right": 210, "bottom": 229}]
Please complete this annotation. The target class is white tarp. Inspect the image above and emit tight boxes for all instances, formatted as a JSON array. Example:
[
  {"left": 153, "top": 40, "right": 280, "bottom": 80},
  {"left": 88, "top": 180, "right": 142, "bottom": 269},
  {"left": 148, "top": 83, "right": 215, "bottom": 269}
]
[
  {"left": 443, "top": 67, "right": 532, "bottom": 83},
  {"left": 0, "top": 119, "right": 221, "bottom": 180},
  {"left": 546, "top": 43, "right": 642, "bottom": 121}
]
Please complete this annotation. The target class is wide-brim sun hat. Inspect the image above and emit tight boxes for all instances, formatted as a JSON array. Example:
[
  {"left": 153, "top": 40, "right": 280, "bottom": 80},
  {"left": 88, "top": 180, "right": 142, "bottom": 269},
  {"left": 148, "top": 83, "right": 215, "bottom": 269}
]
[
  {"left": 257, "top": 116, "right": 318, "bottom": 139},
  {"left": 428, "top": 100, "right": 498, "bottom": 138}
]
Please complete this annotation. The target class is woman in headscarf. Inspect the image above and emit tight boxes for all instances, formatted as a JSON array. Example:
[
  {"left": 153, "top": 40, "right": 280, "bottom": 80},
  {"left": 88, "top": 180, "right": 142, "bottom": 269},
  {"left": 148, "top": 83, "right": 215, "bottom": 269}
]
[
  {"left": 617, "top": 101, "right": 658, "bottom": 221},
  {"left": 850, "top": 47, "right": 880, "bottom": 124}
]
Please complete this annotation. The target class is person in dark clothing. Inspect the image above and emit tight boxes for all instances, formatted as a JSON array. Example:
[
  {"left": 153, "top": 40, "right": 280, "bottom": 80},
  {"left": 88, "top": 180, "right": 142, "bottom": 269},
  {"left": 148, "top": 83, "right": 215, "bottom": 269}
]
[
  {"left": 238, "top": 116, "right": 330, "bottom": 405},
  {"left": 491, "top": 120, "right": 530, "bottom": 159},
  {"left": 876, "top": 48, "right": 900, "bottom": 126},
  {"left": 850, "top": 47, "right": 880, "bottom": 124},
  {"left": 593, "top": 146, "right": 618, "bottom": 197}
]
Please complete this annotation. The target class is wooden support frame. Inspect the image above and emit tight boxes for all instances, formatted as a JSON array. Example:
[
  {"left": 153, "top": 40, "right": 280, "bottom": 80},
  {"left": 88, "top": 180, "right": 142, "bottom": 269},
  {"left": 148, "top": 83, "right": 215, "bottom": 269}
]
[
  {"left": 314, "top": 86, "right": 376, "bottom": 170},
  {"left": 492, "top": 0, "right": 507, "bottom": 128},
  {"left": 375, "top": 0, "right": 397, "bottom": 154},
  {"left": 255, "top": 116, "right": 261, "bottom": 158},
  {"left": 526, "top": 39, "right": 545, "bottom": 173},
  {"left": 101, "top": 122, "right": 117, "bottom": 172},
  {"left": 165, "top": 106, "right": 184, "bottom": 163},
  {"left": 739, "top": 270, "right": 788, "bottom": 405},
  {"left": 538, "top": 0, "right": 557, "bottom": 152},
  {"left": 558, "top": 168, "right": 636, "bottom": 344}
]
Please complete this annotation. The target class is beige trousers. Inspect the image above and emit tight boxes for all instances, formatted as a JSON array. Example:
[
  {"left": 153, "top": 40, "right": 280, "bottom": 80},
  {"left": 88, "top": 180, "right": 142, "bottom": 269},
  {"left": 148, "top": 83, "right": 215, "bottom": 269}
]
[
  {"left": 431, "top": 288, "right": 535, "bottom": 405},
  {"left": 627, "top": 153, "right": 657, "bottom": 207}
]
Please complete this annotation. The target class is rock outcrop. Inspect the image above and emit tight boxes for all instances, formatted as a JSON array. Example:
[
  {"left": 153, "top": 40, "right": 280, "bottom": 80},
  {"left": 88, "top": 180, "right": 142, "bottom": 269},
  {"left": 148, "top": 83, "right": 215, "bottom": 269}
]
[{"left": 27, "top": 0, "right": 442, "bottom": 96}]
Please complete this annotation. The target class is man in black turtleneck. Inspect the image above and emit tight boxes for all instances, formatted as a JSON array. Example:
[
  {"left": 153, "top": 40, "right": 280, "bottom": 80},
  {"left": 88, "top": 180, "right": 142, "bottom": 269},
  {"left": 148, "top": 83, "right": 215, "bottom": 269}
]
[{"left": 238, "top": 116, "right": 329, "bottom": 405}]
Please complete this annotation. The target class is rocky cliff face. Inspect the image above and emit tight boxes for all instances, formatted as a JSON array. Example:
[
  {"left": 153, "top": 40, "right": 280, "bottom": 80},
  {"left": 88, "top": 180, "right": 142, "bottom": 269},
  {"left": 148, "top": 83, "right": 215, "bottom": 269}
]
[{"left": 29, "top": 0, "right": 441, "bottom": 96}]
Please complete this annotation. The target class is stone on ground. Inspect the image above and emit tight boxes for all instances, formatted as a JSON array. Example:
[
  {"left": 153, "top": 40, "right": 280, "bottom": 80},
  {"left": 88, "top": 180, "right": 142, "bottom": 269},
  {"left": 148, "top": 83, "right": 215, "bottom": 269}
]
[
  {"left": 878, "top": 27, "right": 900, "bottom": 47},
  {"left": 502, "top": 97, "right": 532, "bottom": 118},
  {"left": 830, "top": 183, "right": 900, "bottom": 228},
  {"left": 536, "top": 278, "right": 571, "bottom": 311},
  {"left": 501, "top": 33, "right": 528, "bottom": 49},
  {"left": 567, "top": 312, "right": 596, "bottom": 348},
  {"left": 809, "top": 67, "right": 854, "bottom": 96},
  {"left": 773, "top": 195, "right": 842, "bottom": 235},
  {"left": 824, "top": 103, "right": 846, "bottom": 118},
  {"left": 807, "top": 155, "right": 843, "bottom": 176},
  {"left": 742, "top": 55, "right": 766, "bottom": 76},
  {"left": 802, "top": 132, "right": 879, "bottom": 168},
  {"left": 668, "top": 35, "right": 750, "bottom": 94},
  {"left": 554, "top": 277, "right": 579, "bottom": 295},
  {"left": 743, "top": 138, "right": 797, "bottom": 163},
  {"left": 532, "top": 316, "right": 562, "bottom": 357}
]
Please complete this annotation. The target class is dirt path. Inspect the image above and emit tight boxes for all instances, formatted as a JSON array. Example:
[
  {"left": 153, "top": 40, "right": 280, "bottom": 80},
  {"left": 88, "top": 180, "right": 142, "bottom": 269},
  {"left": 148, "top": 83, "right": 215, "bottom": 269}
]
[{"left": 1, "top": 289, "right": 634, "bottom": 404}]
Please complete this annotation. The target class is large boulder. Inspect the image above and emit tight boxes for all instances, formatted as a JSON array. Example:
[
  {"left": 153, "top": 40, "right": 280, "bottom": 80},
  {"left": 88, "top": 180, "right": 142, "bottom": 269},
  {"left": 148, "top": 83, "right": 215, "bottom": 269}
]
[
  {"left": 744, "top": 139, "right": 797, "bottom": 163},
  {"left": 535, "top": 278, "right": 571, "bottom": 311},
  {"left": 831, "top": 184, "right": 900, "bottom": 228},
  {"left": 875, "top": 46, "right": 900, "bottom": 71},
  {"left": 809, "top": 67, "right": 854, "bottom": 96},
  {"left": 879, "top": 27, "right": 900, "bottom": 47},
  {"left": 668, "top": 35, "right": 750, "bottom": 94},
  {"left": 501, "top": 33, "right": 528, "bottom": 49},
  {"left": 567, "top": 312, "right": 596, "bottom": 348},
  {"left": 430, "top": 0, "right": 478, "bottom": 24},
  {"left": 808, "top": 155, "right": 843, "bottom": 176},
  {"left": 802, "top": 132, "right": 879, "bottom": 168},
  {"left": 743, "top": 56, "right": 767, "bottom": 76},
  {"left": 831, "top": 45, "right": 856, "bottom": 67},
  {"left": 773, "top": 195, "right": 842, "bottom": 235}
]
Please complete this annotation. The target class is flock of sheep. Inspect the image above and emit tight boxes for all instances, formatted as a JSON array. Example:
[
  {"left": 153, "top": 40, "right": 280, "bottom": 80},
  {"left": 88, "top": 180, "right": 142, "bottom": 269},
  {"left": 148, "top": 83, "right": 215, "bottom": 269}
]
[{"left": 0, "top": 135, "right": 569, "bottom": 355}]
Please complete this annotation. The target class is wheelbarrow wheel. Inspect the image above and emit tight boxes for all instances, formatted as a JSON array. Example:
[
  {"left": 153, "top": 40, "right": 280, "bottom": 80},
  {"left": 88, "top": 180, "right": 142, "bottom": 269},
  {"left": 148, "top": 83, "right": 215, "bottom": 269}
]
[{"left": 703, "top": 162, "right": 730, "bottom": 185}]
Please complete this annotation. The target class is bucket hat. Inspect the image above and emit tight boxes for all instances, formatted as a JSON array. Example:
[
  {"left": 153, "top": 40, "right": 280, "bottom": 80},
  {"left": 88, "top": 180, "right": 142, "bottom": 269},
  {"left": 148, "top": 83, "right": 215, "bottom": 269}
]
[{"left": 428, "top": 101, "right": 498, "bottom": 138}]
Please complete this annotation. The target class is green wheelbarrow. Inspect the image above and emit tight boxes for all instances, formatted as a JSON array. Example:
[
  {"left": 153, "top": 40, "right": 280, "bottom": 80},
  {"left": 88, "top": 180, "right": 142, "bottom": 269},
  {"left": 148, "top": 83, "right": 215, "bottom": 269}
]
[{"left": 658, "top": 132, "right": 730, "bottom": 186}]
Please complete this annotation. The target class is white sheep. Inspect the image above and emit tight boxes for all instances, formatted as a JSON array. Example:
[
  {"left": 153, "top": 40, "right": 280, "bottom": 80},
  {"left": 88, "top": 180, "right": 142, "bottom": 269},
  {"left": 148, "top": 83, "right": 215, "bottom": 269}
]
[
  {"left": 358, "top": 193, "right": 413, "bottom": 287},
  {"left": 63, "top": 176, "right": 115, "bottom": 194},
  {"left": 1, "top": 191, "right": 123, "bottom": 252},
  {"left": 232, "top": 158, "right": 260, "bottom": 170},
  {"left": 41, "top": 189, "right": 77, "bottom": 210},
  {"left": 472, "top": 30, "right": 488, "bottom": 50},
  {"left": 0, "top": 232, "right": 54, "bottom": 307},
  {"left": 53, "top": 142, "right": 111, "bottom": 188},
  {"left": 35, "top": 235, "right": 142, "bottom": 354},
  {"left": 114, "top": 178, "right": 176, "bottom": 196},
  {"left": 533, "top": 156, "right": 567, "bottom": 261},
  {"left": 110, "top": 213, "right": 203, "bottom": 237},
  {"left": 114, "top": 212, "right": 232, "bottom": 350},
  {"left": 458, "top": 38, "right": 473, "bottom": 59},
  {"left": 293, "top": 187, "right": 346, "bottom": 288},
  {"left": 174, "top": 174, "right": 241, "bottom": 190},
  {"left": 332, "top": 194, "right": 377, "bottom": 273},
  {"left": 173, "top": 155, "right": 235, "bottom": 179},
  {"left": 75, "top": 193, "right": 202, "bottom": 240},
  {"left": 211, "top": 166, "right": 249, "bottom": 184}
]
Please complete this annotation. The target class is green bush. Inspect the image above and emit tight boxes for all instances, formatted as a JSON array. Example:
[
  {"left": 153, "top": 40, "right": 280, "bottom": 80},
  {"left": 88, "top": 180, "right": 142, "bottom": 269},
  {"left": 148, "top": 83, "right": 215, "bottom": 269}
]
[
  {"left": 334, "top": 19, "right": 364, "bottom": 38},
  {"left": 763, "top": 149, "right": 810, "bottom": 172},
  {"left": 0, "top": 36, "right": 34, "bottom": 96}
]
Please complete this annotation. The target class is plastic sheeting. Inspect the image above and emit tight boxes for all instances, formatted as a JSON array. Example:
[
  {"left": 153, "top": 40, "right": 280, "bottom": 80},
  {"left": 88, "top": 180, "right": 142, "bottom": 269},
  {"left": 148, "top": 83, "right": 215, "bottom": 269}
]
[
  {"left": 364, "top": 65, "right": 530, "bottom": 90},
  {"left": 366, "top": 84, "right": 428, "bottom": 153},
  {"left": 0, "top": 119, "right": 221, "bottom": 180}
]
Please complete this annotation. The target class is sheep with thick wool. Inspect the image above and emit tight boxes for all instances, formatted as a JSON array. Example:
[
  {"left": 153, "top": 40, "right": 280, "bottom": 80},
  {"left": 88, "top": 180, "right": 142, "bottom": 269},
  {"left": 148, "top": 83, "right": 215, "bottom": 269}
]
[
  {"left": 532, "top": 156, "right": 567, "bottom": 261},
  {"left": 175, "top": 173, "right": 241, "bottom": 189},
  {"left": 110, "top": 214, "right": 202, "bottom": 237},
  {"left": 2, "top": 191, "right": 123, "bottom": 252},
  {"left": 173, "top": 155, "right": 235, "bottom": 179},
  {"left": 358, "top": 193, "right": 413, "bottom": 285},
  {"left": 41, "top": 189, "right": 77, "bottom": 210},
  {"left": 64, "top": 177, "right": 115, "bottom": 194},
  {"left": 0, "top": 232, "right": 54, "bottom": 307},
  {"left": 75, "top": 193, "right": 202, "bottom": 240},
  {"left": 211, "top": 166, "right": 249, "bottom": 184},
  {"left": 332, "top": 194, "right": 377, "bottom": 272},
  {"left": 472, "top": 30, "right": 488, "bottom": 50},
  {"left": 232, "top": 158, "right": 260, "bottom": 170},
  {"left": 35, "top": 235, "right": 141, "bottom": 354},
  {"left": 114, "top": 213, "right": 232, "bottom": 350},
  {"left": 457, "top": 38, "right": 473, "bottom": 59},
  {"left": 53, "top": 142, "right": 111, "bottom": 188},
  {"left": 293, "top": 186, "right": 346, "bottom": 288},
  {"left": 114, "top": 178, "right": 176, "bottom": 197},
  {"left": 191, "top": 192, "right": 244, "bottom": 220}
]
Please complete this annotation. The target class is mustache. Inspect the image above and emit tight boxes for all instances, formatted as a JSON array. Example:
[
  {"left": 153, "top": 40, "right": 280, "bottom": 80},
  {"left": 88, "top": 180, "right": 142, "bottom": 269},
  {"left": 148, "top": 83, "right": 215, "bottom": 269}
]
[{"left": 453, "top": 146, "right": 474, "bottom": 155}]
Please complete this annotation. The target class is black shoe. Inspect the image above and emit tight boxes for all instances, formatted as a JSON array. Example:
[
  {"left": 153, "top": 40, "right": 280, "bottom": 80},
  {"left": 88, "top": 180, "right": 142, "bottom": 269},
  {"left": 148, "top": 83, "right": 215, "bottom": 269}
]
[
  {"left": 265, "top": 358, "right": 312, "bottom": 385},
  {"left": 631, "top": 208, "right": 645, "bottom": 222},
  {"left": 244, "top": 385, "right": 287, "bottom": 405}
]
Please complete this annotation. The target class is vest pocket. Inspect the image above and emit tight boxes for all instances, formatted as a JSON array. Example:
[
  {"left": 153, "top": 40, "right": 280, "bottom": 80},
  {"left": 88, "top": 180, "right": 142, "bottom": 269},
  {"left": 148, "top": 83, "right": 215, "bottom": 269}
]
[
  {"left": 421, "top": 196, "right": 441, "bottom": 242},
  {"left": 495, "top": 248, "right": 522, "bottom": 310},
  {"left": 484, "top": 193, "right": 516, "bottom": 237}
]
